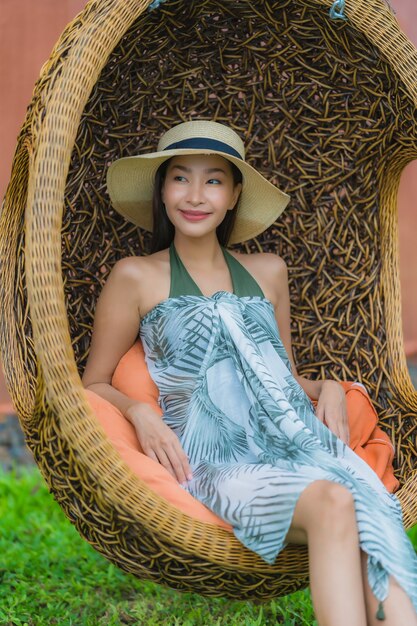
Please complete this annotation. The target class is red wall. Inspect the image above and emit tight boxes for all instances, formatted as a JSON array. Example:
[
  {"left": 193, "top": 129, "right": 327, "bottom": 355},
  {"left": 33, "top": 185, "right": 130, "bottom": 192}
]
[
  {"left": 0, "top": 0, "right": 87, "bottom": 197},
  {"left": 1, "top": 0, "right": 416, "bottom": 412},
  {"left": 393, "top": 0, "right": 417, "bottom": 355},
  {"left": 0, "top": 0, "right": 86, "bottom": 412}
]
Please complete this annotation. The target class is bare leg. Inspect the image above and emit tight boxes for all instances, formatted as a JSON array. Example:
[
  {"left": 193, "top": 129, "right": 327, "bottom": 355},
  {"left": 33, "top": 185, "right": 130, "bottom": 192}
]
[
  {"left": 285, "top": 479, "right": 367, "bottom": 626},
  {"left": 359, "top": 549, "right": 417, "bottom": 625}
]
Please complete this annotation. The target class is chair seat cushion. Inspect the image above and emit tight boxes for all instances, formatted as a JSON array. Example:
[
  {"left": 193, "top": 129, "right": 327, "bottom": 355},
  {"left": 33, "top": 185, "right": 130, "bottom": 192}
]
[
  {"left": 84, "top": 388, "right": 232, "bottom": 527},
  {"left": 85, "top": 341, "right": 399, "bottom": 530},
  {"left": 86, "top": 340, "right": 232, "bottom": 529}
]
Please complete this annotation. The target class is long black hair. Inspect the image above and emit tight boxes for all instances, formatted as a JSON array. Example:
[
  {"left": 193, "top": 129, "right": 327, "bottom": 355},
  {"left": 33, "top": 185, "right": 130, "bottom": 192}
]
[{"left": 148, "top": 157, "right": 243, "bottom": 253}]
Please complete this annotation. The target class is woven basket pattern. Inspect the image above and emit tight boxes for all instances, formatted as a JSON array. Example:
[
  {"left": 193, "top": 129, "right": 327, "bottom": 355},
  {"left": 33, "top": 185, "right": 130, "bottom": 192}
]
[{"left": 1, "top": 0, "right": 417, "bottom": 600}]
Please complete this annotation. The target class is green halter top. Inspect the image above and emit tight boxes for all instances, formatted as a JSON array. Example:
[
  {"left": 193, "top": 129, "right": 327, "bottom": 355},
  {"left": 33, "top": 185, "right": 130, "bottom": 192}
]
[{"left": 169, "top": 241, "right": 265, "bottom": 298}]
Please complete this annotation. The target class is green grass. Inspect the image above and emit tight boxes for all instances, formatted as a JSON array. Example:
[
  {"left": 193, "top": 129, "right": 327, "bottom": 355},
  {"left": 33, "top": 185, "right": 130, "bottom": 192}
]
[
  {"left": 3, "top": 467, "right": 417, "bottom": 626},
  {"left": 0, "top": 466, "right": 317, "bottom": 626}
]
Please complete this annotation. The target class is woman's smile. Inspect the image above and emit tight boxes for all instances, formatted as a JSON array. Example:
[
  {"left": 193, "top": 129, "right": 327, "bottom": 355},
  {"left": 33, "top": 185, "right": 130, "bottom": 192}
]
[{"left": 179, "top": 209, "right": 212, "bottom": 221}]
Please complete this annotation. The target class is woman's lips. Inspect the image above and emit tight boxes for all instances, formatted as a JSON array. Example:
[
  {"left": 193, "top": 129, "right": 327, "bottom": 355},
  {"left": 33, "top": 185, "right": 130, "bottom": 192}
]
[{"left": 180, "top": 210, "right": 211, "bottom": 221}]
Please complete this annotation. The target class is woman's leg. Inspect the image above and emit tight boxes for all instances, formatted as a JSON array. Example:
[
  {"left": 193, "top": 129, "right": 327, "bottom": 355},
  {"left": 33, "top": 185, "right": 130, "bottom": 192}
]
[
  {"left": 285, "top": 479, "right": 367, "bottom": 626},
  {"left": 359, "top": 549, "right": 417, "bottom": 625}
]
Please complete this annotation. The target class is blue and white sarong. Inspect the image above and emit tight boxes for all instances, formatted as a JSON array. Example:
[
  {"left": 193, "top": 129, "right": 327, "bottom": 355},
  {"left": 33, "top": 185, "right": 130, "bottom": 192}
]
[{"left": 140, "top": 291, "right": 417, "bottom": 613}]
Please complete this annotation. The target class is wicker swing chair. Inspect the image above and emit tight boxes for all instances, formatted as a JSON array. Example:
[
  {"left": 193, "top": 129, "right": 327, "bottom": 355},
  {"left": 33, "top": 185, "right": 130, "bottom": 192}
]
[{"left": 2, "top": 0, "right": 417, "bottom": 601}]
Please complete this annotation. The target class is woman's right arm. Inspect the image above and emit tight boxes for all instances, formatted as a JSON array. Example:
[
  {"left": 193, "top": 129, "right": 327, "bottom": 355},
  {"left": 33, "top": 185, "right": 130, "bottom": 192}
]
[
  {"left": 82, "top": 258, "right": 192, "bottom": 484},
  {"left": 81, "top": 257, "right": 144, "bottom": 412}
]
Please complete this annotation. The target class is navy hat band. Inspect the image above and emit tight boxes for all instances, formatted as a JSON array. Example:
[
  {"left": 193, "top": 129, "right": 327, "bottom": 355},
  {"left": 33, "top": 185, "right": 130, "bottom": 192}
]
[{"left": 163, "top": 137, "right": 243, "bottom": 160}]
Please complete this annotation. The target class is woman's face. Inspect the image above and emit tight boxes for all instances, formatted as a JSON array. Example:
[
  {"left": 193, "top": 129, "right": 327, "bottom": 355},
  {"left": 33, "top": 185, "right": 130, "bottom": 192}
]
[{"left": 161, "top": 154, "right": 242, "bottom": 239}]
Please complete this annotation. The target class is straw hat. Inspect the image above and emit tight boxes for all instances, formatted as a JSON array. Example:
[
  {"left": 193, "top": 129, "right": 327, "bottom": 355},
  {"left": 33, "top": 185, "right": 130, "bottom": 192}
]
[{"left": 106, "top": 120, "right": 290, "bottom": 244}]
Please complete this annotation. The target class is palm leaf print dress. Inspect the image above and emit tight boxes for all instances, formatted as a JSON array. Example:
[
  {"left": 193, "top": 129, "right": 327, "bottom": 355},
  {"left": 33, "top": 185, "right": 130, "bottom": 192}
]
[{"left": 139, "top": 241, "right": 417, "bottom": 616}]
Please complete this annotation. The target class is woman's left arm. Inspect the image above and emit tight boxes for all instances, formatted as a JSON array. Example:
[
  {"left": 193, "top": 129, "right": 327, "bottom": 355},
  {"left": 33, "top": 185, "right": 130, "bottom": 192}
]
[{"left": 263, "top": 253, "right": 350, "bottom": 445}]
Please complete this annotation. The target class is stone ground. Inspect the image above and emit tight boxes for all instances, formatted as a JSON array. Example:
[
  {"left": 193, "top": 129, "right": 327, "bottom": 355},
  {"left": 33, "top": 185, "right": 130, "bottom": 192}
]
[
  {"left": 1, "top": 358, "right": 417, "bottom": 471},
  {"left": 0, "top": 413, "right": 35, "bottom": 470}
]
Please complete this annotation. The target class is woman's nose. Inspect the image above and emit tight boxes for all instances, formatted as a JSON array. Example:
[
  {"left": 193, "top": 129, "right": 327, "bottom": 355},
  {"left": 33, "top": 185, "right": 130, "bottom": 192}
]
[{"left": 187, "top": 181, "right": 204, "bottom": 205}]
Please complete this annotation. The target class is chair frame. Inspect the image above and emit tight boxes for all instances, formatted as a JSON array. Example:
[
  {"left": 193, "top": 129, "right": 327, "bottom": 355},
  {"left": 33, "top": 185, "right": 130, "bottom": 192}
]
[{"left": 1, "top": 0, "right": 417, "bottom": 599}]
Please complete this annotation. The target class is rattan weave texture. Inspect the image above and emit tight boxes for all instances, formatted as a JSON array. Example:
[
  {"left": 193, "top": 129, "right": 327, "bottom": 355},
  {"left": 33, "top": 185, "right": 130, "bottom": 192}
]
[{"left": 1, "top": 0, "right": 417, "bottom": 600}]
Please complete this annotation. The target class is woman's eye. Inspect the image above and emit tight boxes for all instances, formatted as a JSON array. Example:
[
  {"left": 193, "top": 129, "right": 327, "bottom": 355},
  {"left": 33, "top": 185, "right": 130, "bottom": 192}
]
[
  {"left": 174, "top": 175, "right": 187, "bottom": 182},
  {"left": 207, "top": 178, "right": 221, "bottom": 185}
]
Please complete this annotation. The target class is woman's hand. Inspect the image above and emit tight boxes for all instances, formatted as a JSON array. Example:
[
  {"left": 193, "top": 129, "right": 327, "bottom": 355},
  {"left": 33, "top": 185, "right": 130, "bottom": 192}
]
[
  {"left": 315, "top": 380, "right": 349, "bottom": 445},
  {"left": 125, "top": 403, "right": 193, "bottom": 485}
]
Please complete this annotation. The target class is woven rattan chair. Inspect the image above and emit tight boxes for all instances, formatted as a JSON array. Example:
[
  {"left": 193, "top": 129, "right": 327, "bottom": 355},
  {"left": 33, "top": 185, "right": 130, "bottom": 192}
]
[{"left": 1, "top": 0, "right": 417, "bottom": 600}]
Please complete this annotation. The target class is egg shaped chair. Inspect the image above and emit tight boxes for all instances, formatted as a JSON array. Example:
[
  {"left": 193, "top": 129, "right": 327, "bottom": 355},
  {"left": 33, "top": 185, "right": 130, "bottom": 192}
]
[{"left": 1, "top": 0, "right": 417, "bottom": 601}]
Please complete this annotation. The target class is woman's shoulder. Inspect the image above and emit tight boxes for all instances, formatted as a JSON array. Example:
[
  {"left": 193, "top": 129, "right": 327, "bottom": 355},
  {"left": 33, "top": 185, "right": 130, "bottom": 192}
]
[
  {"left": 227, "top": 248, "right": 287, "bottom": 275},
  {"left": 112, "top": 249, "right": 170, "bottom": 278},
  {"left": 111, "top": 250, "right": 171, "bottom": 319},
  {"left": 227, "top": 249, "right": 288, "bottom": 304}
]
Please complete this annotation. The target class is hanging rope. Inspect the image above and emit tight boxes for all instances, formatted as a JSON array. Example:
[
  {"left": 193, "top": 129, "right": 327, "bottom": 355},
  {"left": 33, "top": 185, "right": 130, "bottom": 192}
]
[
  {"left": 149, "top": 0, "right": 168, "bottom": 9},
  {"left": 330, "top": 0, "right": 396, "bottom": 21},
  {"left": 329, "top": 0, "right": 348, "bottom": 20}
]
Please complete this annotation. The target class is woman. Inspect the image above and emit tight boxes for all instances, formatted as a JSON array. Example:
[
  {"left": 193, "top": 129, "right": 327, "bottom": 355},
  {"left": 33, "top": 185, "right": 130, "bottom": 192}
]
[{"left": 82, "top": 120, "right": 417, "bottom": 625}]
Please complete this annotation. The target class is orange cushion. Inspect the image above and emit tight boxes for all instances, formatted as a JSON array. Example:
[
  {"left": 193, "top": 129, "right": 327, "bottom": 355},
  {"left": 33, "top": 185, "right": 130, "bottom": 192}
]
[
  {"left": 112, "top": 341, "right": 162, "bottom": 419},
  {"left": 86, "top": 341, "right": 399, "bottom": 531},
  {"left": 338, "top": 381, "right": 399, "bottom": 493},
  {"left": 309, "top": 381, "right": 399, "bottom": 493},
  {"left": 87, "top": 340, "right": 232, "bottom": 529}
]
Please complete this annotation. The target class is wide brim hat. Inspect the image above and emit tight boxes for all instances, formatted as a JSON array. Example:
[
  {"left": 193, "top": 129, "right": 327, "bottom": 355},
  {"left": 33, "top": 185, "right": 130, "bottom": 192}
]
[{"left": 107, "top": 120, "right": 290, "bottom": 245}]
